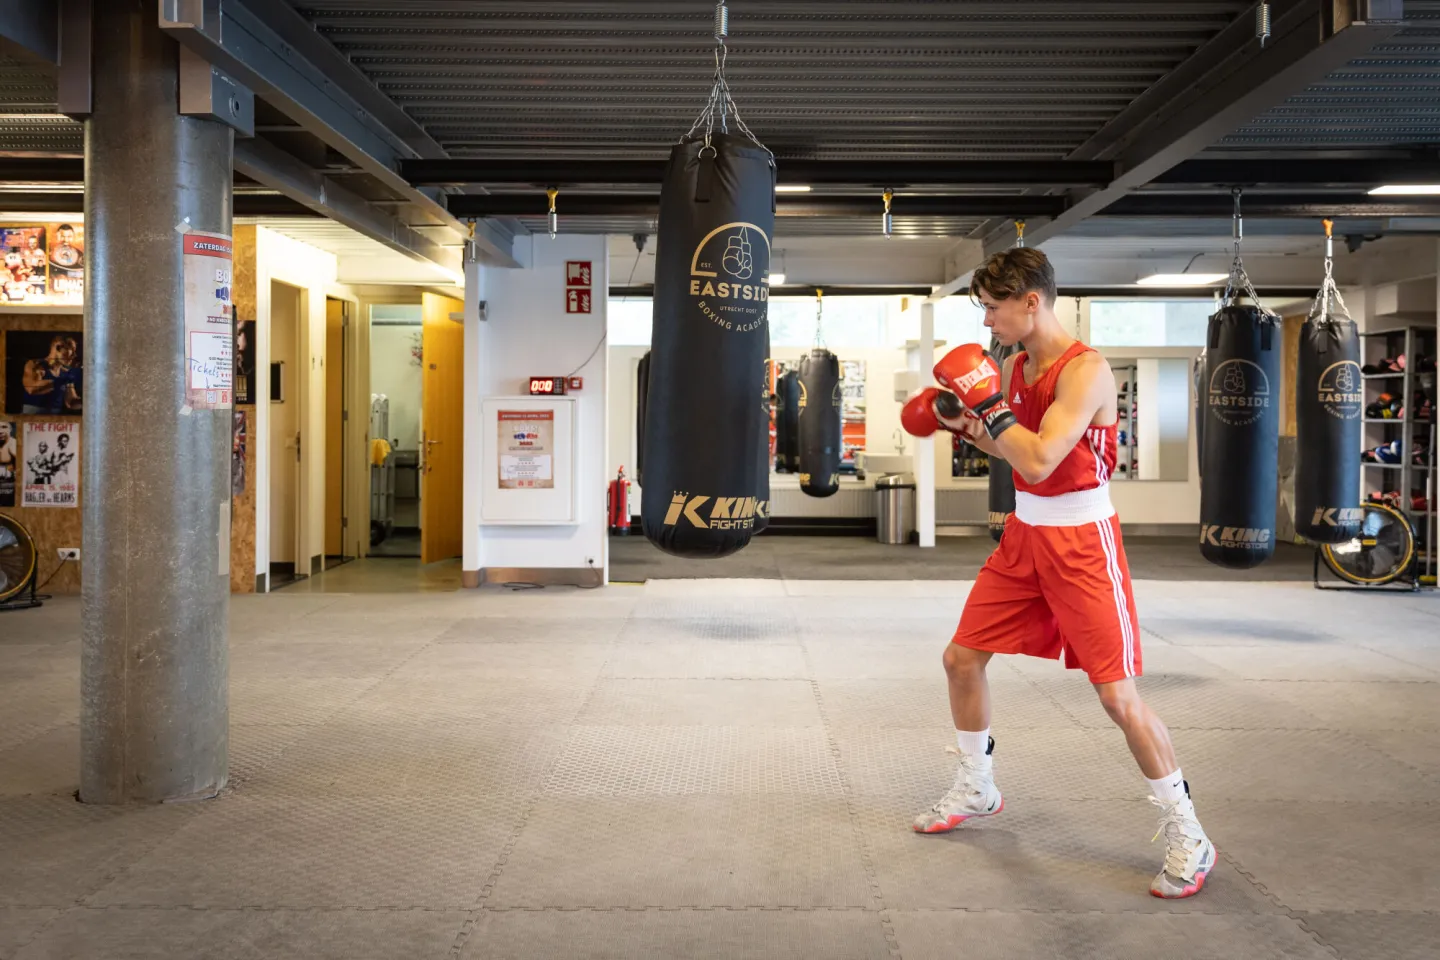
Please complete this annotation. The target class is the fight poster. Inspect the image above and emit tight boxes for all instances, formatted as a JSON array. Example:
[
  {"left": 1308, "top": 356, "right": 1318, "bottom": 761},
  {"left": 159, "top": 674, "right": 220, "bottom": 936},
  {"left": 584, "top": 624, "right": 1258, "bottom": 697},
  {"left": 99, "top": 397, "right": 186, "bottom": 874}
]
[
  {"left": 46, "top": 223, "right": 83, "bottom": 303},
  {"left": 497, "top": 409, "right": 554, "bottom": 489},
  {"left": 232, "top": 410, "right": 247, "bottom": 497},
  {"left": 234, "top": 320, "right": 256, "bottom": 405},
  {"left": 4, "top": 330, "right": 83, "bottom": 415},
  {"left": 0, "top": 420, "right": 17, "bottom": 507},
  {"left": 182, "top": 232, "right": 234, "bottom": 410},
  {"left": 0, "top": 226, "right": 48, "bottom": 303},
  {"left": 22, "top": 421, "right": 78, "bottom": 508}
]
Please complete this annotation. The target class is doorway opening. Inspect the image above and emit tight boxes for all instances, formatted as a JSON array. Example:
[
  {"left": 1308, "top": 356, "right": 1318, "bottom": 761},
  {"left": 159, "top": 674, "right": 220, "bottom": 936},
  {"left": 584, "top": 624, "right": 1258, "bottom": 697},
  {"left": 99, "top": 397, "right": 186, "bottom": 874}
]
[
  {"left": 324, "top": 296, "right": 355, "bottom": 570},
  {"left": 369, "top": 303, "right": 423, "bottom": 557},
  {"left": 269, "top": 280, "right": 304, "bottom": 589}
]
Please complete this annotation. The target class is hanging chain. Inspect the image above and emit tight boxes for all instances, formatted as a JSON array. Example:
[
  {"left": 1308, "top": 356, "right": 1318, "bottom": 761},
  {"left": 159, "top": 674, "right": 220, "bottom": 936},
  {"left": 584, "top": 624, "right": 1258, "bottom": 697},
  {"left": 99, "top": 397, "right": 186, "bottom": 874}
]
[
  {"left": 813, "top": 288, "right": 826, "bottom": 348},
  {"left": 684, "top": 1, "right": 772, "bottom": 157},
  {"left": 1223, "top": 188, "right": 1273, "bottom": 315},
  {"left": 1309, "top": 218, "right": 1351, "bottom": 322}
]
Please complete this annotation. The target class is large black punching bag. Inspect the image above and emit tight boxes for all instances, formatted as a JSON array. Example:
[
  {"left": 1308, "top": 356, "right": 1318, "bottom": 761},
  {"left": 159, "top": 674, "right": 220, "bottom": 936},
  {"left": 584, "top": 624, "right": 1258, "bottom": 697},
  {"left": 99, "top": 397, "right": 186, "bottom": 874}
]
[
  {"left": 1294, "top": 313, "right": 1363, "bottom": 542},
  {"left": 642, "top": 133, "right": 774, "bottom": 558},
  {"left": 775, "top": 370, "right": 800, "bottom": 473},
  {"left": 635, "top": 350, "right": 651, "bottom": 488},
  {"left": 1200, "top": 305, "right": 1281, "bottom": 567},
  {"left": 1193, "top": 351, "right": 1205, "bottom": 488},
  {"left": 798, "top": 348, "right": 841, "bottom": 497},
  {"left": 987, "top": 340, "right": 1020, "bottom": 541}
]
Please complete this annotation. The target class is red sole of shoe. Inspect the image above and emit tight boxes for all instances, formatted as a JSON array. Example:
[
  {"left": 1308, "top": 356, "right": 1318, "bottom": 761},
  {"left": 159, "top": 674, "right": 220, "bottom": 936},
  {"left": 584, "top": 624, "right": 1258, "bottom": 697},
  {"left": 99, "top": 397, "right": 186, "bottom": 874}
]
[
  {"left": 1150, "top": 845, "right": 1217, "bottom": 899},
  {"left": 914, "top": 795, "right": 1004, "bottom": 834}
]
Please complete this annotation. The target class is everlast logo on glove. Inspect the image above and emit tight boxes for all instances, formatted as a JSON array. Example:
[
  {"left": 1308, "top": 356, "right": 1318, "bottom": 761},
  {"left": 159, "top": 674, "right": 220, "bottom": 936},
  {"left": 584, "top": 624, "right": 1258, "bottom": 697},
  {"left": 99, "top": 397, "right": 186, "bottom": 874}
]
[
  {"left": 1311, "top": 507, "right": 1365, "bottom": 527},
  {"left": 1199, "top": 524, "right": 1272, "bottom": 549},
  {"left": 663, "top": 492, "right": 770, "bottom": 531}
]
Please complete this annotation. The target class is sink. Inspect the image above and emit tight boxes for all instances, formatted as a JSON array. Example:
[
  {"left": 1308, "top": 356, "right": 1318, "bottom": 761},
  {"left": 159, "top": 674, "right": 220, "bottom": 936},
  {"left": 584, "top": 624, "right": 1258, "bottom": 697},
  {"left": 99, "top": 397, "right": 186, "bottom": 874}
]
[{"left": 858, "top": 453, "right": 913, "bottom": 478}]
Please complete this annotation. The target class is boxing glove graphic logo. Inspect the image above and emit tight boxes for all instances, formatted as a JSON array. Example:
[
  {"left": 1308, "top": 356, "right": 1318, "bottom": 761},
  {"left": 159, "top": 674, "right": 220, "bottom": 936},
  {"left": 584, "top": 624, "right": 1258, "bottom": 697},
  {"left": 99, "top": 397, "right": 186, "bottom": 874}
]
[
  {"left": 721, "top": 228, "right": 754, "bottom": 280},
  {"left": 1317, "top": 360, "right": 1363, "bottom": 420},
  {"left": 1209, "top": 359, "right": 1270, "bottom": 427}
]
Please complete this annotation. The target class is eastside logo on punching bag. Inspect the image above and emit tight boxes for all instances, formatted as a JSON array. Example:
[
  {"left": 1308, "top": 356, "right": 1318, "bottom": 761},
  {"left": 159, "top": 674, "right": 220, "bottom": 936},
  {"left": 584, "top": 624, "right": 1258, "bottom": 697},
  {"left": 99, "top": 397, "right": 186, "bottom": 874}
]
[
  {"left": 686, "top": 223, "right": 772, "bottom": 332},
  {"left": 1208, "top": 359, "right": 1271, "bottom": 425},
  {"left": 1317, "top": 360, "right": 1363, "bottom": 419}
]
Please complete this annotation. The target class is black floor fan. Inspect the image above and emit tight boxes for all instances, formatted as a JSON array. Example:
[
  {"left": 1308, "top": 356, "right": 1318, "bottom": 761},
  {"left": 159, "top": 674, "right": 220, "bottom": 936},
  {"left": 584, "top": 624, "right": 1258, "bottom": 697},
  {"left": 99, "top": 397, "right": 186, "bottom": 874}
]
[{"left": 0, "top": 513, "right": 42, "bottom": 611}]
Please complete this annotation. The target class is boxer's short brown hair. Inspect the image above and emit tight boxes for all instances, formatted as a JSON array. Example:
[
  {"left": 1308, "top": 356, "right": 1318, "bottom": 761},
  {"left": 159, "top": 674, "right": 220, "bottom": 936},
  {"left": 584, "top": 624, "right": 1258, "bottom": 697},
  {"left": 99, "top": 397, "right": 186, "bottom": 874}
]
[{"left": 970, "top": 247, "right": 1057, "bottom": 305}]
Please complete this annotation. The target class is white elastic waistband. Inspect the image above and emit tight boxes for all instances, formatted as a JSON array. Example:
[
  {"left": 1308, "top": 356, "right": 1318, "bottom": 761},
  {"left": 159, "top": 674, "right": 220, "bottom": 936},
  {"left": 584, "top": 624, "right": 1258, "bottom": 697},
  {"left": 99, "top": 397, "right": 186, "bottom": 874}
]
[{"left": 1014, "top": 486, "right": 1116, "bottom": 527}]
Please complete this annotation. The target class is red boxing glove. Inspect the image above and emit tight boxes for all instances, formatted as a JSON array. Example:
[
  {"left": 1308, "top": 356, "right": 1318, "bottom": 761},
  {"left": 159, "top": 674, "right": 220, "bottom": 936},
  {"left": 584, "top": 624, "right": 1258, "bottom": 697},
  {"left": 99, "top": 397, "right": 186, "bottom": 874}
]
[
  {"left": 934, "top": 343, "right": 1018, "bottom": 439},
  {"left": 900, "top": 387, "right": 963, "bottom": 438}
]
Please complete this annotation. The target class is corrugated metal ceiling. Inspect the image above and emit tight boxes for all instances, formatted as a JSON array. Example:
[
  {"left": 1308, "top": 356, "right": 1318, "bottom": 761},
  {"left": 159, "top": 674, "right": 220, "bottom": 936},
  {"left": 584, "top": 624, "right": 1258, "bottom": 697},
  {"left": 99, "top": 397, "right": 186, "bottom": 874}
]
[{"left": 293, "top": 0, "right": 1251, "bottom": 160}]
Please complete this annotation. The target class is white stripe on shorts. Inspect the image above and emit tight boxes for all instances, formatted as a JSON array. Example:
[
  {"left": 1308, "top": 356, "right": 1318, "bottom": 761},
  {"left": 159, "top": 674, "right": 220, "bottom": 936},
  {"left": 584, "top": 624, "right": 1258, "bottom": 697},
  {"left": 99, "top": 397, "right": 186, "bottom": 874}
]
[{"left": 1094, "top": 517, "right": 1135, "bottom": 678}]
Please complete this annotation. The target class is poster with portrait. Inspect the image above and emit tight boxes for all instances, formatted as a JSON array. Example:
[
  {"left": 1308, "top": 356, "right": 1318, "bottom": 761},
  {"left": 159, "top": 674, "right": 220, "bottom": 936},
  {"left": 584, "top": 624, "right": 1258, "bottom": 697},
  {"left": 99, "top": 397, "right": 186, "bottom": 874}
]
[
  {"left": 233, "top": 320, "right": 256, "bottom": 405},
  {"left": 22, "top": 421, "right": 78, "bottom": 508},
  {"left": 232, "top": 410, "right": 247, "bottom": 497},
  {"left": 497, "top": 409, "right": 554, "bottom": 489},
  {"left": 4, "top": 330, "right": 83, "bottom": 415},
  {"left": 0, "top": 226, "right": 48, "bottom": 303},
  {"left": 46, "top": 223, "right": 84, "bottom": 303},
  {"left": 0, "top": 419, "right": 17, "bottom": 507}
]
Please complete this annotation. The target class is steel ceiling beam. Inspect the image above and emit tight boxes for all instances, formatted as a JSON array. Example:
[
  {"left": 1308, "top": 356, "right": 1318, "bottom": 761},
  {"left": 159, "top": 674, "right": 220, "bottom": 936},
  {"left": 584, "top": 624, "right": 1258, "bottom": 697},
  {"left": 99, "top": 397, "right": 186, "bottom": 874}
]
[
  {"left": 1153, "top": 156, "right": 1440, "bottom": 184},
  {"left": 405, "top": 159, "right": 1116, "bottom": 189},
  {"left": 0, "top": 189, "right": 319, "bottom": 217},
  {"left": 934, "top": 0, "right": 1407, "bottom": 297},
  {"left": 1107, "top": 193, "right": 1440, "bottom": 218},
  {"left": 447, "top": 194, "right": 1071, "bottom": 220},
  {"left": 0, "top": 0, "right": 57, "bottom": 63},
  {"left": 157, "top": 0, "right": 521, "bottom": 268}
]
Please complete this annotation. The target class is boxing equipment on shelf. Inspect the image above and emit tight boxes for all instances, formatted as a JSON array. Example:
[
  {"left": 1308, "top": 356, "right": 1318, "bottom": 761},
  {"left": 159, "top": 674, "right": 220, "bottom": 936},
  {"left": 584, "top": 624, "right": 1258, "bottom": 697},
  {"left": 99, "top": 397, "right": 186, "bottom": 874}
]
[
  {"left": 1295, "top": 222, "right": 1362, "bottom": 543},
  {"left": 797, "top": 348, "right": 842, "bottom": 497},
  {"left": 1199, "top": 190, "right": 1280, "bottom": 568},
  {"left": 640, "top": 12, "right": 776, "bottom": 558},
  {"left": 774, "top": 369, "right": 800, "bottom": 473}
]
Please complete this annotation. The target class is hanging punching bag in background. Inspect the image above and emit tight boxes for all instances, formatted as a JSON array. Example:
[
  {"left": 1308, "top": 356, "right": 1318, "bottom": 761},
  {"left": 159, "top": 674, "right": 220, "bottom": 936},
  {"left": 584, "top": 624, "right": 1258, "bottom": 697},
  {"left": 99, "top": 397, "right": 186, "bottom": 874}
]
[
  {"left": 642, "top": 133, "right": 775, "bottom": 558},
  {"left": 798, "top": 348, "right": 842, "bottom": 497},
  {"left": 1193, "top": 351, "right": 1205, "bottom": 489},
  {"left": 635, "top": 350, "right": 651, "bottom": 488},
  {"left": 1294, "top": 312, "right": 1363, "bottom": 542},
  {"left": 774, "top": 370, "right": 800, "bottom": 473},
  {"left": 987, "top": 339, "right": 1021, "bottom": 541},
  {"left": 754, "top": 344, "right": 772, "bottom": 537},
  {"left": 1200, "top": 305, "right": 1281, "bottom": 568}
]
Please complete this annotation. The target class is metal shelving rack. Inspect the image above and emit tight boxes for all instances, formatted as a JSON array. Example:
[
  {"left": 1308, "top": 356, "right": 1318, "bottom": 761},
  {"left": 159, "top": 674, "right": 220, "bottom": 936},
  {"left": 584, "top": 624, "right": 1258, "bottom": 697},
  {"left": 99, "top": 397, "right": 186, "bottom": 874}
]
[
  {"left": 1359, "top": 326, "right": 1436, "bottom": 580},
  {"left": 1113, "top": 363, "right": 1138, "bottom": 479}
]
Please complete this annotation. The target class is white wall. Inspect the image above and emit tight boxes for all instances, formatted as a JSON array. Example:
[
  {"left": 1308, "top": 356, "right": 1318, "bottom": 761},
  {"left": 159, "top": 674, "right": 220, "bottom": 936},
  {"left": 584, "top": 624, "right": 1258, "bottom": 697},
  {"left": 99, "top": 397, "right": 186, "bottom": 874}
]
[
  {"left": 268, "top": 282, "right": 299, "bottom": 563},
  {"left": 467, "top": 234, "right": 610, "bottom": 578},
  {"left": 370, "top": 324, "right": 423, "bottom": 451}
]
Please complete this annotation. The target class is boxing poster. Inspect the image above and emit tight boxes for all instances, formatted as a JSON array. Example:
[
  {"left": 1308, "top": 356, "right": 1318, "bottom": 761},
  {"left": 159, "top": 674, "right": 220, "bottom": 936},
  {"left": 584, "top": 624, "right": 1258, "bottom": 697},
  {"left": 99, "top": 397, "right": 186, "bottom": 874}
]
[
  {"left": 4, "top": 330, "right": 83, "bottom": 415},
  {"left": 233, "top": 320, "right": 257, "bottom": 405},
  {"left": 22, "top": 421, "right": 78, "bottom": 508},
  {"left": 0, "top": 226, "right": 48, "bottom": 303},
  {"left": 0, "top": 420, "right": 16, "bottom": 507},
  {"left": 182, "top": 232, "right": 234, "bottom": 410},
  {"left": 497, "top": 409, "right": 555, "bottom": 489},
  {"left": 232, "top": 410, "right": 247, "bottom": 497},
  {"left": 46, "top": 223, "right": 83, "bottom": 303}
]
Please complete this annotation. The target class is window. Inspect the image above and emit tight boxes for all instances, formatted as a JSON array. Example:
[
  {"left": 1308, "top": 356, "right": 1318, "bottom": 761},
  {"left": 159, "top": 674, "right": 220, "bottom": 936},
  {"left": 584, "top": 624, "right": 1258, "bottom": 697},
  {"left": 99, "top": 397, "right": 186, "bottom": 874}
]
[
  {"left": 607, "top": 297, "right": 653, "bottom": 346},
  {"left": 1089, "top": 300, "right": 1212, "bottom": 347},
  {"left": 609, "top": 295, "right": 898, "bottom": 348},
  {"left": 933, "top": 296, "right": 987, "bottom": 349}
]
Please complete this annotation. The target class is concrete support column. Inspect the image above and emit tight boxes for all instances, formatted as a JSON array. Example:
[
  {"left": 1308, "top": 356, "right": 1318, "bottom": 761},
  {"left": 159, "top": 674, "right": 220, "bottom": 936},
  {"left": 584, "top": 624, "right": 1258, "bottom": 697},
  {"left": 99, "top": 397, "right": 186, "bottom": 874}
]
[{"left": 81, "top": 0, "right": 234, "bottom": 803}]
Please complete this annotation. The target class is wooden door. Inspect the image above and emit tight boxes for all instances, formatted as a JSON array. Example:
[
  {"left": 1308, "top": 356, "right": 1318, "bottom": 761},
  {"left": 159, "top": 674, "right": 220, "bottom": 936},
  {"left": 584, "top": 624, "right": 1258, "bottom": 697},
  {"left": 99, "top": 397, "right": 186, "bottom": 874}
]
[{"left": 420, "top": 293, "right": 465, "bottom": 564}]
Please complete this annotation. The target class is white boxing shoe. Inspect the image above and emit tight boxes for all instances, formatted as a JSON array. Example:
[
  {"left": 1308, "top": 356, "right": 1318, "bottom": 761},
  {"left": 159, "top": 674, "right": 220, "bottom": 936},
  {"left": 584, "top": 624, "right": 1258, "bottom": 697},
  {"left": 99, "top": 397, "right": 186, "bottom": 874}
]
[
  {"left": 912, "top": 739, "right": 1004, "bottom": 834},
  {"left": 1149, "top": 789, "right": 1217, "bottom": 899}
]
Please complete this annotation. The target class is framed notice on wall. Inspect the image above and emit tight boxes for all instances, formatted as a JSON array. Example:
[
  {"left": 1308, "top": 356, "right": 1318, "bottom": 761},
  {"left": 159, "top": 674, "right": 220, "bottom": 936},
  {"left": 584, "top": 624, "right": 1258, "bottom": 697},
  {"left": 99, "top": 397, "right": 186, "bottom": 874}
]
[
  {"left": 480, "top": 397, "right": 576, "bottom": 525},
  {"left": 181, "top": 231, "right": 234, "bottom": 410},
  {"left": 22, "top": 420, "right": 78, "bottom": 508}
]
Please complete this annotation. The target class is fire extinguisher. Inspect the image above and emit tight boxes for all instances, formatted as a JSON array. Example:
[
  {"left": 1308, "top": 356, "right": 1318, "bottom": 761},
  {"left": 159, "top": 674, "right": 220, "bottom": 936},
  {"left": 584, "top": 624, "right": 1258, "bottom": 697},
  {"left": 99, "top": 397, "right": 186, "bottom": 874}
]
[{"left": 608, "top": 466, "right": 631, "bottom": 535}]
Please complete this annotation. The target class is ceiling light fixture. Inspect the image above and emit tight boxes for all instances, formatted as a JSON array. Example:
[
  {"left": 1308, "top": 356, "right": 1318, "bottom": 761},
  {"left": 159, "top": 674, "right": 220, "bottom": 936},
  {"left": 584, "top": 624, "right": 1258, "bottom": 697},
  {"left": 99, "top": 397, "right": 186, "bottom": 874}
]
[
  {"left": 1136, "top": 273, "right": 1227, "bottom": 287},
  {"left": 768, "top": 273, "right": 786, "bottom": 285},
  {"left": 774, "top": 185, "right": 812, "bottom": 193},
  {"left": 1368, "top": 184, "right": 1440, "bottom": 196}
]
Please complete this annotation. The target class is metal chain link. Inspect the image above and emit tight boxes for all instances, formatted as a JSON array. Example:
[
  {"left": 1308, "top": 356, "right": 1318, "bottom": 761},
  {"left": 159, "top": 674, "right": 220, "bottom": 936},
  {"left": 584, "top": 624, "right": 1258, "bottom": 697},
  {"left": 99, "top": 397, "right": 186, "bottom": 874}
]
[
  {"left": 1309, "top": 218, "right": 1352, "bottom": 323},
  {"left": 1223, "top": 188, "right": 1277, "bottom": 317},
  {"left": 683, "top": 2, "right": 772, "bottom": 157},
  {"left": 813, "top": 288, "right": 826, "bottom": 348}
]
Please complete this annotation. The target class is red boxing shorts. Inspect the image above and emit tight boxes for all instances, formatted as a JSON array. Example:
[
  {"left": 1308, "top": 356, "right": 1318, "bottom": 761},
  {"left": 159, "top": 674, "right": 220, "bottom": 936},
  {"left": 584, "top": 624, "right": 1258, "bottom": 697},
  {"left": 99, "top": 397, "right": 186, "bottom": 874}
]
[{"left": 953, "top": 488, "right": 1141, "bottom": 685}]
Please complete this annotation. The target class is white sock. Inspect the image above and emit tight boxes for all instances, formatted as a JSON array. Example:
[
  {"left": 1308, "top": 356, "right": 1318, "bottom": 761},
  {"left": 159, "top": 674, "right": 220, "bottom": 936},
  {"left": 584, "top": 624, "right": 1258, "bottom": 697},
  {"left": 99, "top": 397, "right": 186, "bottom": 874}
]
[
  {"left": 955, "top": 728, "right": 990, "bottom": 758},
  {"left": 1146, "top": 769, "right": 1187, "bottom": 803}
]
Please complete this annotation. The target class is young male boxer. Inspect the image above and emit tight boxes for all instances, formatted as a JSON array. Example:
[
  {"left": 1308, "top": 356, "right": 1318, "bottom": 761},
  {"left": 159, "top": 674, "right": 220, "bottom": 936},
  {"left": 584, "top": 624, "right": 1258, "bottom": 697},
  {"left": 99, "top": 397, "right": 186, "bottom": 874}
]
[{"left": 900, "top": 248, "right": 1215, "bottom": 899}]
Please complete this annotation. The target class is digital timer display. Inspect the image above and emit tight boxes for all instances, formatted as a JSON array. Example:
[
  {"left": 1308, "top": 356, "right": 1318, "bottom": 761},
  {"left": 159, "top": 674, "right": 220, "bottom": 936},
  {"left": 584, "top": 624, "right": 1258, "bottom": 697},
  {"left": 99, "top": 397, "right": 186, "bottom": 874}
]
[{"left": 528, "top": 377, "right": 567, "bottom": 396}]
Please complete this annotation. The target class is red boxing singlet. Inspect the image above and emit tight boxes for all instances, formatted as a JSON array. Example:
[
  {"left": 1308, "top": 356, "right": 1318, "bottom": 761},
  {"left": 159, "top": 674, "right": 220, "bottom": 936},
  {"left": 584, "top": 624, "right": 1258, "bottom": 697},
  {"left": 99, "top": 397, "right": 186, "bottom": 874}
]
[{"left": 1008, "top": 342, "right": 1117, "bottom": 497}]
